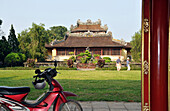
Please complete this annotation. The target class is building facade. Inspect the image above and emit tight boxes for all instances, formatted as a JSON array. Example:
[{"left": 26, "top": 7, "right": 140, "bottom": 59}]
[{"left": 45, "top": 19, "right": 131, "bottom": 61}]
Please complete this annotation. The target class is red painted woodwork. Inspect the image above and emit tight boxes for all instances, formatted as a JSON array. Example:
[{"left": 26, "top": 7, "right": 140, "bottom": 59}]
[
  {"left": 142, "top": 0, "right": 151, "bottom": 110},
  {"left": 150, "top": 0, "right": 168, "bottom": 110}
]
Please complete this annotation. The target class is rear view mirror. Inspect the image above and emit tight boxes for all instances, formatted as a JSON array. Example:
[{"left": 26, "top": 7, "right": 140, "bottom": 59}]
[{"left": 35, "top": 69, "right": 41, "bottom": 74}]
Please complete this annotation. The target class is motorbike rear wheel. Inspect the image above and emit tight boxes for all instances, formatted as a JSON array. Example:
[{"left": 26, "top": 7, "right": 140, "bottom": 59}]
[
  {"left": 59, "top": 100, "right": 83, "bottom": 111},
  {"left": 0, "top": 105, "right": 10, "bottom": 111}
]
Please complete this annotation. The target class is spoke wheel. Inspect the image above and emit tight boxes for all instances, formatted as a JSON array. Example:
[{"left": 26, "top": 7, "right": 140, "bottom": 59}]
[
  {"left": 0, "top": 105, "right": 10, "bottom": 111},
  {"left": 59, "top": 100, "right": 83, "bottom": 111}
]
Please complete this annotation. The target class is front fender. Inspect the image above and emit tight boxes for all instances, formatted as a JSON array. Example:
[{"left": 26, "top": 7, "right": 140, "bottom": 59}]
[{"left": 63, "top": 91, "right": 77, "bottom": 97}]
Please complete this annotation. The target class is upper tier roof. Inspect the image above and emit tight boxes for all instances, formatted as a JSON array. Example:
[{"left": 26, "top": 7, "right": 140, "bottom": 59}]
[{"left": 70, "top": 19, "right": 108, "bottom": 33}]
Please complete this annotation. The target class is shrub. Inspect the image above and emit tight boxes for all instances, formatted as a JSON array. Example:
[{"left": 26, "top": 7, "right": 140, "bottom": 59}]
[
  {"left": 4, "top": 52, "right": 23, "bottom": 66},
  {"left": 93, "top": 54, "right": 100, "bottom": 57},
  {"left": 69, "top": 52, "right": 74, "bottom": 55},
  {"left": 18, "top": 53, "right": 26, "bottom": 63},
  {"left": 69, "top": 56, "right": 76, "bottom": 62},
  {"left": 103, "top": 57, "right": 111, "bottom": 63},
  {"left": 97, "top": 59, "right": 105, "bottom": 68},
  {"left": 93, "top": 60, "right": 98, "bottom": 64},
  {"left": 79, "top": 53, "right": 84, "bottom": 56},
  {"left": 67, "top": 59, "right": 73, "bottom": 68},
  {"left": 103, "top": 57, "right": 111, "bottom": 61},
  {"left": 27, "top": 58, "right": 35, "bottom": 67},
  {"left": 80, "top": 57, "right": 87, "bottom": 63}
]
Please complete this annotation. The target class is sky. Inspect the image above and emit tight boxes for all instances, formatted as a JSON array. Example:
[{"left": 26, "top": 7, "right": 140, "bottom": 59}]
[{"left": 0, "top": 0, "right": 142, "bottom": 42}]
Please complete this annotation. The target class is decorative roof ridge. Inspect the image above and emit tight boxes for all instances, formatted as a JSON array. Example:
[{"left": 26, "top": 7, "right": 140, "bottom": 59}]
[
  {"left": 77, "top": 19, "right": 101, "bottom": 25},
  {"left": 112, "top": 38, "right": 127, "bottom": 46},
  {"left": 68, "top": 31, "right": 112, "bottom": 37},
  {"left": 70, "top": 19, "right": 108, "bottom": 31},
  {"left": 50, "top": 39, "right": 65, "bottom": 46}
]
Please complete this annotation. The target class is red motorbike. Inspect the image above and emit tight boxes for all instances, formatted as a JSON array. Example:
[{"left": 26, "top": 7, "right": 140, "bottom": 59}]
[{"left": 0, "top": 68, "right": 83, "bottom": 111}]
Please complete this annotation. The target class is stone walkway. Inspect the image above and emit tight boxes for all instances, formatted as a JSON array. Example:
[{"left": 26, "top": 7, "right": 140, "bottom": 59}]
[{"left": 79, "top": 101, "right": 141, "bottom": 111}]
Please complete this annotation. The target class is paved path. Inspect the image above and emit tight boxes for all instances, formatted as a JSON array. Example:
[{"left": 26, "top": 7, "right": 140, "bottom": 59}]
[{"left": 79, "top": 101, "right": 141, "bottom": 111}]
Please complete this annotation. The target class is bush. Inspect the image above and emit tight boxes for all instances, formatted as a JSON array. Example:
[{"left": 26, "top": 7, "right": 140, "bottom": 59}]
[
  {"left": 80, "top": 57, "right": 87, "bottom": 63},
  {"left": 79, "top": 53, "right": 84, "bottom": 56},
  {"left": 67, "top": 59, "right": 73, "bottom": 68},
  {"left": 27, "top": 58, "right": 35, "bottom": 67},
  {"left": 69, "top": 56, "right": 76, "bottom": 62},
  {"left": 97, "top": 59, "right": 105, "bottom": 68},
  {"left": 69, "top": 52, "right": 74, "bottom": 55},
  {"left": 93, "top": 54, "right": 100, "bottom": 57},
  {"left": 18, "top": 53, "right": 26, "bottom": 63},
  {"left": 103, "top": 57, "right": 111, "bottom": 63},
  {"left": 4, "top": 52, "right": 25, "bottom": 66}
]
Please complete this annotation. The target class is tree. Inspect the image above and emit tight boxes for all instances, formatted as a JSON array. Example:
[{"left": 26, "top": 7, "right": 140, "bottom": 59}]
[
  {"left": 0, "top": 19, "right": 2, "bottom": 25},
  {"left": 0, "top": 36, "right": 11, "bottom": 64},
  {"left": 8, "top": 24, "right": 19, "bottom": 52},
  {"left": 0, "top": 19, "right": 5, "bottom": 39},
  {"left": 130, "top": 30, "right": 141, "bottom": 62},
  {"left": 18, "top": 23, "right": 49, "bottom": 61},
  {"left": 48, "top": 26, "right": 67, "bottom": 42}
]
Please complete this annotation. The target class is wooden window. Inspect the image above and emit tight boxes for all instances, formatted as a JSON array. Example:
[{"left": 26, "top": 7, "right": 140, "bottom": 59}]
[
  {"left": 57, "top": 49, "right": 65, "bottom": 55},
  {"left": 92, "top": 48, "right": 101, "bottom": 55},
  {"left": 112, "top": 49, "right": 120, "bottom": 55},
  {"left": 103, "top": 48, "right": 111, "bottom": 55},
  {"left": 66, "top": 48, "right": 74, "bottom": 55},
  {"left": 76, "top": 48, "right": 85, "bottom": 55}
]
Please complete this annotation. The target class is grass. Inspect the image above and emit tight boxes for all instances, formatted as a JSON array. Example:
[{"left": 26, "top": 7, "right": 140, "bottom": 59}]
[{"left": 0, "top": 70, "right": 141, "bottom": 102}]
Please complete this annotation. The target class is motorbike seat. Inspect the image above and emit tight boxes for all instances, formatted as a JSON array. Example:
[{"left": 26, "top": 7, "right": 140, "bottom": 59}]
[{"left": 0, "top": 86, "right": 30, "bottom": 95}]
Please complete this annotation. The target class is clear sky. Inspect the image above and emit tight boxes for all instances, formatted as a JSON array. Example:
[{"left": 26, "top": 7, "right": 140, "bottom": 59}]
[{"left": 1, "top": 0, "right": 142, "bottom": 42}]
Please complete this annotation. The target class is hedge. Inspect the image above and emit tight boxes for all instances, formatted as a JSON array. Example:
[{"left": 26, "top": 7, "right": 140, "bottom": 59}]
[{"left": 0, "top": 66, "right": 77, "bottom": 70}]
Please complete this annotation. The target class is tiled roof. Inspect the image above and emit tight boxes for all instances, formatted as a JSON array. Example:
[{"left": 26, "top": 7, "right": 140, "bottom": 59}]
[
  {"left": 45, "top": 36, "right": 124, "bottom": 48},
  {"left": 71, "top": 24, "right": 106, "bottom": 32}
]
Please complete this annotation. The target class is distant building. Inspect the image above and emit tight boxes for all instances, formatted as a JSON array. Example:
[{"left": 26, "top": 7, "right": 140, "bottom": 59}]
[{"left": 45, "top": 19, "right": 131, "bottom": 61}]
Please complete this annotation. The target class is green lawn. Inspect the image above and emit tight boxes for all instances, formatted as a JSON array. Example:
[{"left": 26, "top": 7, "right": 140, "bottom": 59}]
[{"left": 0, "top": 70, "right": 141, "bottom": 102}]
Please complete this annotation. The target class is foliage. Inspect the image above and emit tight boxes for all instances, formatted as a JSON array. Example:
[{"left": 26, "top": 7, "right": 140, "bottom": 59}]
[
  {"left": 103, "top": 57, "right": 111, "bottom": 63},
  {"left": 79, "top": 50, "right": 92, "bottom": 63},
  {"left": 27, "top": 58, "right": 35, "bottom": 67},
  {"left": 69, "top": 56, "right": 76, "bottom": 62},
  {"left": 97, "top": 59, "right": 105, "bottom": 68},
  {"left": 18, "top": 24, "right": 68, "bottom": 61},
  {"left": 8, "top": 25, "right": 19, "bottom": 52},
  {"left": 18, "top": 23, "right": 48, "bottom": 61},
  {"left": 0, "top": 36, "right": 11, "bottom": 64},
  {"left": 0, "top": 19, "right": 2, "bottom": 25},
  {"left": 0, "top": 19, "right": 5, "bottom": 38},
  {"left": 93, "top": 54, "right": 100, "bottom": 57},
  {"left": 4, "top": 52, "right": 25, "bottom": 66},
  {"left": 67, "top": 59, "right": 73, "bottom": 68},
  {"left": 48, "top": 26, "right": 68, "bottom": 42},
  {"left": 77, "top": 53, "right": 84, "bottom": 57},
  {"left": 69, "top": 52, "right": 74, "bottom": 55},
  {"left": 80, "top": 57, "right": 86, "bottom": 63},
  {"left": 130, "top": 30, "right": 141, "bottom": 62}
]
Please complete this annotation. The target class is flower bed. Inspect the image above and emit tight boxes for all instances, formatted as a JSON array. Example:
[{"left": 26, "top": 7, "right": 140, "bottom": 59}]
[{"left": 77, "top": 63, "right": 96, "bottom": 69}]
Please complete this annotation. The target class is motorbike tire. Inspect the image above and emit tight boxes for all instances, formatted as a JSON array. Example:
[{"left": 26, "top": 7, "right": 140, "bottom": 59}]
[
  {"left": 59, "top": 100, "right": 83, "bottom": 111},
  {"left": 0, "top": 105, "right": 10, "bottom": 111}
]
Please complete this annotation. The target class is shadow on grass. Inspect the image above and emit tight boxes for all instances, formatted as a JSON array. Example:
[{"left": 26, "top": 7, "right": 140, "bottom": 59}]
[{"left": 0, "top": 77, "right": 141, "bottom": 102}]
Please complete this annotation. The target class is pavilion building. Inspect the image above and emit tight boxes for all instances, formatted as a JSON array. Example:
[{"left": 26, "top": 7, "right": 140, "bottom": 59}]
[{"left": 45, "top": 19, "right": 131, "bottom": 61}]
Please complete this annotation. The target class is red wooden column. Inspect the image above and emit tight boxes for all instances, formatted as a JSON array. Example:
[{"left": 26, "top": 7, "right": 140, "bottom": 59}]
[
  {"left": 142, "top": 0, "right": 151, "bottom": 110},
  {"left": 150, "top": 0, "right": 168, "bottom": 110}
]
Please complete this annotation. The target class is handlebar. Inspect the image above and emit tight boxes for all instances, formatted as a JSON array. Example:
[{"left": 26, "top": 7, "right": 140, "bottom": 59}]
[{"left": 33, "top": 68, "right": 59, "bottom": 91}]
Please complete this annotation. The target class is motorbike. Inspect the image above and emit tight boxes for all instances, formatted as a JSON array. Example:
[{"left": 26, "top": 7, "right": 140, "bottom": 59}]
[{"left": 0, "top": 67, "right": 83, "bottom": 111}]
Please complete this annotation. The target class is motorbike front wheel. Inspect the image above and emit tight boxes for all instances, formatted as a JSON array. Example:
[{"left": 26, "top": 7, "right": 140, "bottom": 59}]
[
  {"left": 0, "top": 105, "right": 10, "bottom": 111},
  {"left": 59, "top": 100, "right": 83, "bottom": 111}
]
